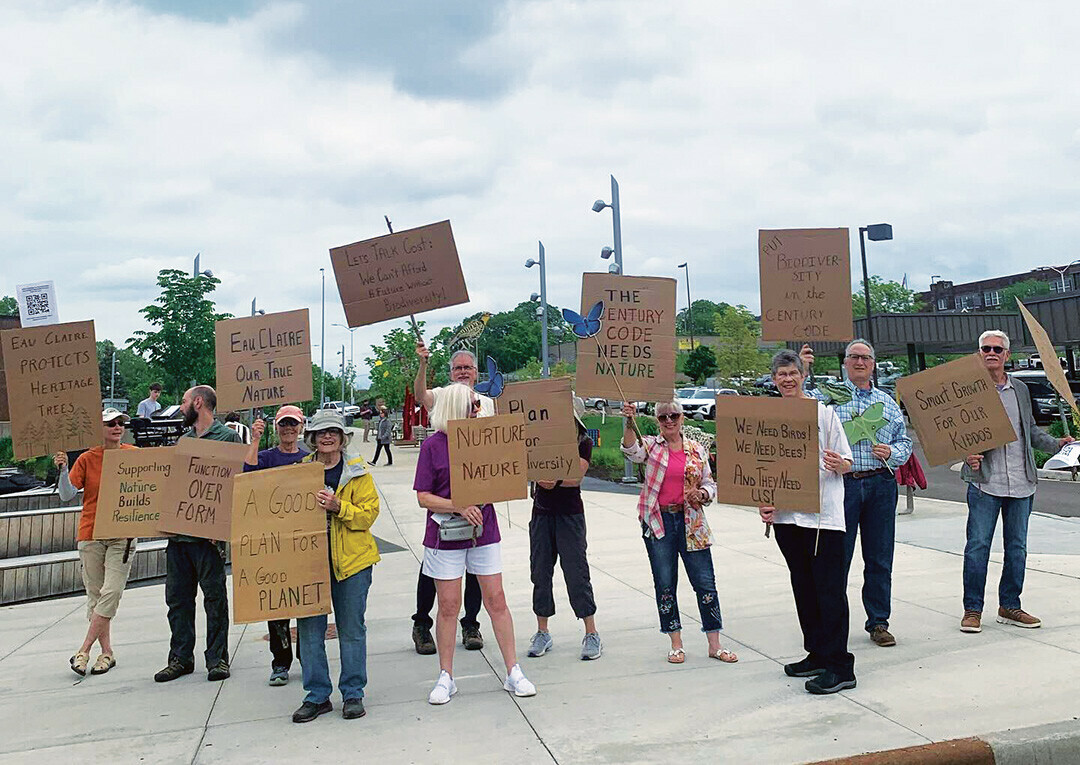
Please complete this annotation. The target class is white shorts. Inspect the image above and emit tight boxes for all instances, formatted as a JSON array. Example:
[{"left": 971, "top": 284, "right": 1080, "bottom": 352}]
[{"left": 422, "top": 543, "right": 502, "bottom": 580}]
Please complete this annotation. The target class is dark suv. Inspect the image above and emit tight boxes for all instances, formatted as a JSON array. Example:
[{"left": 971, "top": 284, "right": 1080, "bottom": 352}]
[{"left": 1009, "top": 371, "right": 1080, "bottom": 425}]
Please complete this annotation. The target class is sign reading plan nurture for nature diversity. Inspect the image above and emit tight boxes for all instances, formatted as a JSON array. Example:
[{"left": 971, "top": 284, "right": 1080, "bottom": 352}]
[
  {"left": 329, "top": 220, "right": 470, "bottom": 327},
  {"left": 573, "top": 273, "right": 677, "bottom": 402},
  {"left": 759, "top": 228, "right": 853, "bottom": 342},
  {"left": 714, "top": 396, "right": 819, "bottom": 512},
  {"left": 231, "top": 462, "right": 331, "bottom": 624},
  {"left": 1, "top": 320, "right": 101, "bottom": 460},
  {"left": 215, "top": 309, "right": 312, "bottom": 412},
  {"left": 158, "top": 438, "right": 249, "bottom": 541},
  {"left": 447, "top": 413, "right": 528, "bottom": 507},
  {"left": 93, "top": 447, "right": 174, "bottom": 539},
  {"left": 896, "top": 354, "right": 1017, "bottom": 467},
  {"left": 497, "top": 378, "right": 583, "bottom": 481}
]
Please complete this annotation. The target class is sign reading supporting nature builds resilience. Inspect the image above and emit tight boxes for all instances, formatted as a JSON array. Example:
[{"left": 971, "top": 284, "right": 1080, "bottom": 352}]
[
  {"left": 94, "top": 447, "right": 174, "bottom": 539},
  {"left": 214, "top": 309, "right": 312, "bottom": 412},
  {"left": 329, "top": 220, "right": 470, "bottom": 327},
  {"left": 231, "top": 462, "right": 331, "bottom": 624},
  {"left": 896, "top": 354, "right": 1017, "bottom": 467},
  {"left": 759, "top": 228, "right": 853, "bottom": 342},
  {"left": 158, "top": 438, "right": 249, "bottom": 541},
  {"left": 713, "top": 396, "right": 820, "bottom": 512},
  {"left": 0, "top": 320, "right": 102, "bottom": 460},
  {"left": 497, "top": 378, "right": 584, "bottom": 481},
  {"left": 447, "top": 413, "right": 529, "bottom": 507},
  {"left": 573, "top": 273, "right": 677, "bottom": 402}
]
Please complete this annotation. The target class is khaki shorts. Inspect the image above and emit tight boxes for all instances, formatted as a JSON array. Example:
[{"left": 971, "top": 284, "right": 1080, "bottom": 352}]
[{"left": 77, "top": 539, "right": 135, "bottom": 620}]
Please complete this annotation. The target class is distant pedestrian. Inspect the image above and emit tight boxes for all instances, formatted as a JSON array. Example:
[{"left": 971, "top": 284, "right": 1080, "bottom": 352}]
[
  {"left": 136, "top": 383, "right": 162, "bottom": 418},
  {"left": 371, "top": 407, "right": 393, "bottom": 466},
  {"left": 360, "top": 399, "right": 375, "bottom": 442}
]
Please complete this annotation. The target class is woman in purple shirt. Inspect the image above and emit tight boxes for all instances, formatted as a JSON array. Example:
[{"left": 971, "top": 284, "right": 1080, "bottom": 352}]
[{"left": 414, "top": 383, "right": 536, "bottom": 705}]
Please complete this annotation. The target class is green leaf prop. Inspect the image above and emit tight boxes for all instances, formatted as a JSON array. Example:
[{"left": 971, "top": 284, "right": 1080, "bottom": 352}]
[
  {"left": 818, "top": 381, "right": 853, "bottom": 406},
  {"left": 843, "top": 401, "right": 888, "bottom": 446}
]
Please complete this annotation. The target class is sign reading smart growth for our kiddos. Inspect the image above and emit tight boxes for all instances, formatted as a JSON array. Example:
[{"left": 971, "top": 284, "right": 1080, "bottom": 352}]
[
  {"left": 329, "top": 220, "right": 470, "bottom": 327},
  {"left": 497, "top": 377, "right": 583, "bottom": 481},
  {"left": 573, "top": 273, "right": 677, "bottom": 402},
  {"left": 713, "top": 396, "right": 820, "bottom": 512},
  {"left": 214, "top": 309, "right": 312, "bottom": 411},
  {"left": 896, "top": 354, "right": 1017, "bottom": 467},
  {"left": 1, "top": 320, "right": 102, "bottom": 460},
  {"left": 1017, "top": 300, "right": 1080, "bottom": 422},
  {"left": 158, "top": 437, "right": 249, "bottom": 541},
  {"left": 231, "top": 462, "right": 331, "bottom": 624},
  {"left": 447, "top": 413, "right": 529, "bottom": 507},
  {"left": 759, "top": 228, "right": 853, "bottom": 342},
  {"left": 93, "top": 447, "right": 174, "bottom": 539}
]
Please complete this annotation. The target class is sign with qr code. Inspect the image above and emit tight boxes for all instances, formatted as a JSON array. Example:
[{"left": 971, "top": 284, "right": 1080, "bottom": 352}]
[{"left": 15, "top": 281, "right": 58, "bottom": 327}]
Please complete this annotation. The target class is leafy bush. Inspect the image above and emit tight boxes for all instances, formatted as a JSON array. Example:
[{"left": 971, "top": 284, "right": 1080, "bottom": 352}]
[{"left": 0, "top": 437, "right": 55, "bottom": 480}]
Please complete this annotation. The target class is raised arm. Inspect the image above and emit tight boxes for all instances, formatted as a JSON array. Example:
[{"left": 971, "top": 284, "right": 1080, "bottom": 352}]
[{"left": 414, "top": 341, "right": 435, "bottom": 411}]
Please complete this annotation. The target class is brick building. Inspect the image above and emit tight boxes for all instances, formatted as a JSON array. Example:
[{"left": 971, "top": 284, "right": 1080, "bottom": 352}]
[{"left": 918, "top": 264, "right": 1080, "bottom": 313}]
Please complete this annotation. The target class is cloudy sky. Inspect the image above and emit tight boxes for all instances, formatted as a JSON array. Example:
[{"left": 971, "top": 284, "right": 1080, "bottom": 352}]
[{"left": 4, "top": 1, "right": 1080, "bottom": 385}]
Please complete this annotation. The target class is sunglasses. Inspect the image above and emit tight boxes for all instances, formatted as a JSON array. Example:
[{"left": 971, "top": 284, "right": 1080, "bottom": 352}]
[
  {"left": 314, "top": 428, "right": 344, "bottom": 438},
  {"left": 656, "top": 413, "right": 682, "bottom": 423},
  {"left": 277, "top": 419, "right": 301, "bottom": 427},
  {"left": 105, "top": 419, "right": 126, "bottom": 428},
  {"left": 980, "top": 345, "right": 1006, "bottom": 355}
]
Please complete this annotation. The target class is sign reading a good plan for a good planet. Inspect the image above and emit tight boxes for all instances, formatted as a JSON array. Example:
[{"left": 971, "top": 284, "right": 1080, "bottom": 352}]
[
  {"left": 214, "top": 309, "right": 312, "bottom": 412},
  {"left": 497, "top": 377, "right": 584, "bottom": 482},
  {"left": 759, "top": 228, "right": 853, "bottom": 342},
  {"left": 0, "top": 320, "right": 102, "bottom": 460},
  {"left": 447, "top": 413, "right": 528, "bottom": 507},
  {"left": 896, "top": 354, "right": 1017, "bottom": 467},
  {"left": 329, "top": 220, "right": 470, "bottom": 327},
  {"left": 713, "top": 396, "right": 820, "bottom": 512},
  {"left": 158, "top": 437, "right": 250, "bottom": 541},
  {"left": 231, "top": 462, "right": 332, "bottom": 624},
  {"left": 93, "top": 447, "right": 174, "bottom": 539}
]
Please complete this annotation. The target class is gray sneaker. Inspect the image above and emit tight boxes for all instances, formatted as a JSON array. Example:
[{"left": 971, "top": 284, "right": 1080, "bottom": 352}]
[
  {"left": 527, "top": 631, "right": 553, "bottom": 658},
  {"left": 581, "top": 632, "right": 603, "bottom": 661}
]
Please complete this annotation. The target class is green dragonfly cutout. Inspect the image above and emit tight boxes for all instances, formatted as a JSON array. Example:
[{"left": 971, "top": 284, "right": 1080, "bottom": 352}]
[{"left": 842, "top": 401, "right": 894, "bottom": 473}]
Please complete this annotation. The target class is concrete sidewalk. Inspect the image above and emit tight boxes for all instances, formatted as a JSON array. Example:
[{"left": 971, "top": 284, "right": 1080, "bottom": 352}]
[{"left": 2, "top": 446, "right": 1080, "bottom": 764}]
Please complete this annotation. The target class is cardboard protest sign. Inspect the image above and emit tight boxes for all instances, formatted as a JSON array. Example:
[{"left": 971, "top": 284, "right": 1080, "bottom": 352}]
[
  {"left": 447, "top": 413, "right": 528, "bottom": 507},
  {"left": 93, "top": 447, "right": 174, "bottom": 539},
  {"left": 497, "top": 377, "right": 583, "bottom": 481},
  {"left": 759, "top": 228, "right": 853, "bottom": 342},
  {"left": 573, "top": 273, "right": 677, "bottom": 402},
  {"left": 231, "top": 462, "right": 331, "bottom": 624},
  {"left": 1, "top": 320, "right": 101, "bottom": 460},
  {"left": 329, "top": 220, "right": 470, "bottom": 327},
  {"left": 1017, "top": 300, "right": 1080, "bottom": 421},
  {"left": 158, "top": 437, "right": 249, "bottom": 540},
  {"left": 714, "top": 396, "right": 819, "bottom": 512},
  {"left": 896, "top": 354, "right": 1017, "bottom": 467},
  {"left": 214, "top": 309, "right": 312, "bottom": 411}
]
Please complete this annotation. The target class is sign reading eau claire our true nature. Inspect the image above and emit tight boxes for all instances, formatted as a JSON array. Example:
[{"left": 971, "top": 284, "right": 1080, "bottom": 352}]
[
  {"left": 214, "top": 309, "right": 312, "bottom": 412},
  {"left": 496, "top": 378, "right": 584, "bottom": 481},
  {"left": 759, "top": 228, "right": 853, "bottom": 342},
  {"left": 447, "top": 413, "right": 529, "bottom": 507},
  {"left": 93, "top": 447, "right": 173, "bottom": 539}
]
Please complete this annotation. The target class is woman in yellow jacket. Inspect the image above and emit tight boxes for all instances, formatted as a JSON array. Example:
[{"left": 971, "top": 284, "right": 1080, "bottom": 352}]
[{"left": 292, "top": 410, "right": 380, "bottom": 724}]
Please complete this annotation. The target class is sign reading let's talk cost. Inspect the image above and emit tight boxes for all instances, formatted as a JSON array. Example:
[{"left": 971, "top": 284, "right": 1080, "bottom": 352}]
[{"left": 214, "top": 309, "right": 312, "bottom": 412}]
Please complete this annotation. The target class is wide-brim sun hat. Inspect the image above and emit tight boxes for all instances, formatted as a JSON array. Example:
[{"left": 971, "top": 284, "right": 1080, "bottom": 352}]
[{"left": 304, "top": 409, "right": 352, "bottom": 450}]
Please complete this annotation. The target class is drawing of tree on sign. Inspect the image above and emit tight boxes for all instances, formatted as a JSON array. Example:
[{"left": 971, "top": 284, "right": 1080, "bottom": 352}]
[
  {"left": 68, "top": 407, "right": 96, "bottom": 448},
  {"left": 18, "top": 423, "right": 43, "bottom": 457},
  {"left": 47, "top": 419, "right": 66, "bottom": 452}
]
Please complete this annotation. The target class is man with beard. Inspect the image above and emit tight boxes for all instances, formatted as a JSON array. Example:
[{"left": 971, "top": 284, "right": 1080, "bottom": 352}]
[{"left": 154, "top": 385, "right": 243, "bottom": 684}]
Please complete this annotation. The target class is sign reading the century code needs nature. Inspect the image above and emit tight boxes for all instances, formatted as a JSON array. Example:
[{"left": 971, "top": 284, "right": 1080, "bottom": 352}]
[
  {"left": 573, "top": 273, "right": 677, "bottom": 402},
  {"left": 158, "top": 437, "right": 249, "bottom": 541},
  {"left": 497, "top": 377, "right": 583, "bottom": 481},
  {"left": 1, "top": 320, "right": 102, "bottom": 460},
  {"left": 896, "top": 354, "right": 1017, "bottom": 467},
  {"left": 93, "top": 447, "right": 174, "bottom": 539},
  {"left": 713, "top": 396, "right": 820, "bottom": 512},
  {"left": 759, "top": 228, "right": 853, "bottom": 342},
  {"left": 214, "top": 309, "right": 312, "bottom": 411},
  {"left": 447, "top": 413, "right": 528, "bottom": 507},
  {"left": 329, "top": 220, "right": 470, "bottom": 327},
  {"left": 231, "top": 462, "right": 331, "bottom": 624}
]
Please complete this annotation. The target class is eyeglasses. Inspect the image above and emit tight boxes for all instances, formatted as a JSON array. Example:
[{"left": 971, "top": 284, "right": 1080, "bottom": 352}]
[
  {"left": 315, "top": 428, "right": 344, "bottom": 438},
  {"left": 980, "top": 345, "right": 1006, "bottom": 355},
  {"left": 656, "top": 413, "right": 682, "bottom": 423},
  {"left": 846, "top": 354, "right": 875, "bottom": 362},
  {"left": 452, "top": 365, "right": 476, "bottom": 373},
  {"left": 277, "top": 419, "right": 301, "bottom": 427}
]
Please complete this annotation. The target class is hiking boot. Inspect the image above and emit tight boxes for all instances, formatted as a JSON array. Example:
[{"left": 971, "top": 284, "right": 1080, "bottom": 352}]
[
  {"left": 527, "top": 631, "right": 553, "bottom": 658},
  {"left": 997, "top": 607, "right": 1041, "bottom": 629},
  {"left": 428, "top": 670, "right": 457, "bottom": 705},
  {"left": 412, "top": 624, "right": 436, "bottom": 655},
  {"left": 462, "top": 625, "right": 484, "bottom": 651},
  {"left": 581, "top": 632, "right": 603, "bottom": 661},
  {"left": 784, "top": 656, "right": 827, "bottom": 678},
  {"left": 342, "top": 698, "right": 366, "bottom": 719},
  {"left": 806, "top": 671, "right": 857, "bottom": 695},
  {"left": 503, "top": 664, "right": 536, "bottom": 697},
  {"left": 960, "top": 611, "right": 982, "bottom": 633},
  {"left": 870, "top": 625, "right": 896, "bottom": 647},
  {"left": 207, "top": 659, "right": 231, "bottom": 681},
  {"left": 269, "top": 667, "right": 289, "bottom": 686},
  {"left": 154, "top": 658, "right": 194, "bottom": 683},
  {"left": 292, "top": 700, "right": 332, "bottom": 723}
]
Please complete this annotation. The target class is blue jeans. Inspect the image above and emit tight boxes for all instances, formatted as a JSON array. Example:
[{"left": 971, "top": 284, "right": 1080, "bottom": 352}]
[
  {"left": 963, "top": 485, "right": 1034, "bottom": 612},
  {"left": 297, "top": 565, "right": 372, "bottom": 704},
  {"left": 643, "top": 512, "right": 723, "bottom": 633},
  {"left": 843, "top": 472, "right": 897, "bottom": 633}
]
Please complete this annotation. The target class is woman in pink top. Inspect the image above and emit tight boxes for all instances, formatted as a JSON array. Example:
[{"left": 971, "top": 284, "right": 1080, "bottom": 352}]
[{"left": 620, "top": 400, "right": 736, "bottom": 665}]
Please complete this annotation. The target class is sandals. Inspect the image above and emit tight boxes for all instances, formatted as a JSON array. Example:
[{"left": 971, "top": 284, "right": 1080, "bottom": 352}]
[
  {"left": 91, "top": 654, "right": 116, "bottom": 675},
  {"left": 70, "top": 652, "right": 90, "bottom": 676},
  {"left": 710, "top": 648, "right": 739, "bottom": 663},
  {"left": 667, "top": 648, "right": 686, "bottom": 664}
]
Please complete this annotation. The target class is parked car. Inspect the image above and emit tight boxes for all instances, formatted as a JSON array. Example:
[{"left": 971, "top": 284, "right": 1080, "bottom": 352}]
[
  {"left": 584, "top": 397, "right": 649, "bottom": 413},
  {"left": 1009, "top": 371, "right": 1080, "bottom": 425},
  {"left": 320, "top": 400, "right": 356, "bottom": 425},
  {"left": 681, "top": 389, "right": 719, "bottom": 419}
]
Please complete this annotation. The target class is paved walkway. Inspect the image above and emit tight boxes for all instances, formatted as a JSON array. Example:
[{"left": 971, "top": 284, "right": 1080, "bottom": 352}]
[{"left": 2, "top": 446, "right": 1080, "bottom": 764}]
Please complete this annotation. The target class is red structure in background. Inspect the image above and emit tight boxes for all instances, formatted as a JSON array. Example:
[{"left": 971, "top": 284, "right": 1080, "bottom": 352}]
[{"left": 400, "top": 386, "right": 430, "bottom": 441}]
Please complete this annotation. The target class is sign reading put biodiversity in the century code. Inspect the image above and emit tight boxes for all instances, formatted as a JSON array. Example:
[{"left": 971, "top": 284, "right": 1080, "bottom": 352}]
[
  {"left": 759, "top": 228, "right": 853, "bottom": 342},
  {"left": 214, "top": 309, "right": 312, "bottom": 412}
]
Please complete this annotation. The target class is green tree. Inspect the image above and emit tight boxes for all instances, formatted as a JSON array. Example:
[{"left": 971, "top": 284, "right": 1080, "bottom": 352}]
[
  {"left": 0, "top": 296, "right": 17, "bottom": 316},
  {"left": 97, "top": 340, "right": 167, "bottom": 411},
  {"left": 683, "top": 345, "right": 718, "bottom": 384},
  {"left": 676, "top": 299, "right": 729, "bottom": 336},
  {"left": 364, "top": 325, "right": 427, "bottom": 410},
  {"left": 129, "top": 269, "right": 231, "bottom": 397},
  {"left": 1001, "top": 279, "right": 1050, "bottom": 311},
  {"left": 713, "top": 304, "right": 769, "bottom": 379},
  {"left": 852, "top": 276, "right": 925, "bottom": 317}
]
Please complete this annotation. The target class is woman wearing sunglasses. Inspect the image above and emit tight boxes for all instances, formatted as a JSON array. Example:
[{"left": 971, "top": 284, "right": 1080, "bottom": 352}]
[{"left": 620, "top": 400, "right": 736, "bottom": 665}]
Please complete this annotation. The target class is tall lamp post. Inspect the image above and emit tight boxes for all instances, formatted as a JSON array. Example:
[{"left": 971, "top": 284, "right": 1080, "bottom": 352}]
[
  {"left": 525, "top": 241, "right": 549, "bottom": 377},
  {"left": 678, "top": 262, "right": 693, "bottom": 351},
  {"left": 251, "top": 298, "right": 265, "bottom": 317},
  {"left": 592, "top": 175, "right": 623, "bottom": 274},
  {"left": 193, "top": 253, "right": 212, "bottom": 279},
  {"left": 858, "top": 223, "right": 894, "bottom": 349},
  {"left": 337, "top": 347, "right": 346, "bottom": 405},
  {"left": 319, "top": 268, "right": 326, "bottom": 406},
  {"left": 333, "top": 323, "right": 358, "bottom": 404}
]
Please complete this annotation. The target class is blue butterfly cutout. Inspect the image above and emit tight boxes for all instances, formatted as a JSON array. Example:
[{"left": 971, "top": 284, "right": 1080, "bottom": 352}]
[
  {"left": 562, "top": 300, "right": 604, "bottom": 339},
  {"left": 474, "top": 355, "right": 504, "bottom": 398}
]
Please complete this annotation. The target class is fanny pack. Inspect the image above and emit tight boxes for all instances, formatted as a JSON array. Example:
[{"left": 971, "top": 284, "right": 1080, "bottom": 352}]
[{"left": 438, "top": 514, "right": 482, "bottom": 545}]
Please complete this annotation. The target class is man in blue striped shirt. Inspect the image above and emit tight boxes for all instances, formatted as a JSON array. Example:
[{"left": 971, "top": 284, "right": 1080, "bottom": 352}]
[{"left": 802, "top": 340, "right": 912, "bottom": 648}]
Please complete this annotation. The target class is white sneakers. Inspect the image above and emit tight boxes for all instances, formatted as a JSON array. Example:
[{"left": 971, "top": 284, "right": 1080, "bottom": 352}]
[
  {"left": 503, "top": 664, "right": 537, "bottom": 697},
  {"left": 428, "top": 670, "right": 457, "bottom": 705}
]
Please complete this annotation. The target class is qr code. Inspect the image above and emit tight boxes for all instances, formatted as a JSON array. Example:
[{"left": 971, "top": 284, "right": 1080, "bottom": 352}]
[{"left": 25, "top": 293, "right": 50, "bottom": 316}]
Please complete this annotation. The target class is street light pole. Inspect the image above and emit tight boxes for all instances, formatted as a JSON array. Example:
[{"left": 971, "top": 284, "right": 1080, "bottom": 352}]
[
  {"left": 678, "top": 262, "right": 693, "bottom": 351},
  {"left": 526, "top": 242, "right": 550, "bottom": 376},
  {"left": 1036, "top": 260, "right": 1080, "bottom": 293},
  {"left": 110, "top": 350, "right": 116, "bottom": 400},
  {"left": 339, "top": 346, "right": 346, "bottom": 405},
  {"left": 610, "top": 175, "right": 623, "bottom": 275},
  {"left": 320, "top": 268, "right": 326, "bottom": 406},
  {"left": 858, "top": 223, "right": 894, "bottom": 386}
]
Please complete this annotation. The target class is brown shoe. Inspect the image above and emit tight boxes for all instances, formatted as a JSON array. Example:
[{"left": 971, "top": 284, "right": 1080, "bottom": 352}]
[
  {"left": 960, "top": 611, "right": 982, "bottom": 633},
  {"left": 870, "top": 625, "right": 896, "bottom": 646},
  {"left": 997, "top": 607, "right": 1041, "bottom": 629}
]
